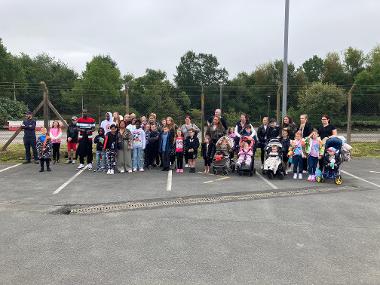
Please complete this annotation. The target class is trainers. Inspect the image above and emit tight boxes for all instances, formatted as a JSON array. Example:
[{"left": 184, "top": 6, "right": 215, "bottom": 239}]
[
  {"left": 176, "top": 169, "right": 179, "bottom": 173},
  {"left": 311, "top": 175, "right": 316, "bottom": 182},
  {"left": 87, "top": 163, "right": 93, "bottom": 170},
  {"left": 307, "top": 175, "right": 312, "bottom": 181},
  {"left": 77, "top": 164, "right": 84, "bottom": 170},
  {"left": 185, "top": 164, "right": 189, "bottom": 168},
  {"left": 107, "top": 169, "right": 111, "bottom": 175},
  {"left": 110, "top": 169, "right": 114, "bottom": 175},
  {"left": 94, "top": 168, "right": 97, "bottom": 172},
  {"left": 293, "top": 173, "right": 297, "bottom": 179},
  {"left": 298, "top": 173, "right": 303, "bottom": 180},
  {"left": 127, "top": 169, "right": 132, "bottom": 173},
  {"left": 133, "top": 168, "right": 137, "bottom": 172},
  {"left": 180, "top": 169, "right": 184, "bottom": 173},
  {"left": 139, "top": 168, "right": 144, "bottom": 172},
  {"left": 120, "top": 169, "right": 125, "bottom": 173},
  {"left": 72, "top": 160, "right": 76, "bottom": 164}
]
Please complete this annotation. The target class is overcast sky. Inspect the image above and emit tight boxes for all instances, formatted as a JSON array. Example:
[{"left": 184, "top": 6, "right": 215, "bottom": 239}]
[{"left": 1, "top": 0, "right": 379, "bottom": 80}]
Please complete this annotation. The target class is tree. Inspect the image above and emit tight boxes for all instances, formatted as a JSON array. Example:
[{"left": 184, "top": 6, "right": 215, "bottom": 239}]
[
  {"left": 174, "top": 51, "right": 228, "bottom": 108},
  {"left": 0, "top": 97, "right": 28, "bottom": 126},
  {"left": 297, "top": 82, "right": 346, "bottom": 125},
  {"left": 322, "top": 52, "right": 349, "bottom": 86},
  {"left": 344, "top": 47, "right": 365, "bottom": 79},
  {"left": 302, "top": 55, "right": 324, "bottom": 82}
]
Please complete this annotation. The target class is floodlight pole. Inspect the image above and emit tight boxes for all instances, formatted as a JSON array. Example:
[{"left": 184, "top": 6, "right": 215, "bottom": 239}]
[{"left": 282, "top": 0, "right": 290, "bottom": 119}]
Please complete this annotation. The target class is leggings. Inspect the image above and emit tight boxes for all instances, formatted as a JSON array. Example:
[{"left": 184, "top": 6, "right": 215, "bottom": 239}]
[
  {"left": 52, "top": 143, "right": 60, "bottom": 161},
  {"left": 292, "top": 155, "right": 303, "bottom": 174},
  {"left": 176, "top": 152, "right": 183, "bottom": 169}
]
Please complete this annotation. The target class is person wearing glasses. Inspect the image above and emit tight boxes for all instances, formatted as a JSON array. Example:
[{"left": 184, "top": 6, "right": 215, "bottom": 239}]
[{"left": 318, "top": 114, "right": 337, "bottom": 140}]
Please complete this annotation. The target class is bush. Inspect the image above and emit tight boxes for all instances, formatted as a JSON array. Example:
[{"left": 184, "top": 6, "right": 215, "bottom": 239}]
[{"left": 0, "top": 98, "right": 28, "bottom": 126}]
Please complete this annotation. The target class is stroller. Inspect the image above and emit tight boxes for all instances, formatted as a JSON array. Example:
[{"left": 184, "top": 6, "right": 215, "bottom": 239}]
[
  {"left": 316, "top": 137, "right": 350, "bottom": 185},
  {"left": 235, "top": 136, "right": 256, "bottom": 176},
  {"left": 262, "top": 139, "right": 286, "bottom": 179},
  {"left": 212, "top": 136, "right": 235, "bottom": 175}
]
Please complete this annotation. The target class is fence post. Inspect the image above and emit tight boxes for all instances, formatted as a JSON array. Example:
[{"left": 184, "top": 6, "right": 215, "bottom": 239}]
[
  {"left": 276, "top": 84, "right": 282, "bottom": 123},
  {"left": 346, "top": 84, "right": 356, "bottom": 144},
  {"left": 40, "top": 81, "right": 49, "bottom": 130},
  {"left": 125, "top": 83, "right": 129, "bottom": 114},
  {"left": 201, "top": 85, "right": 205, "bottom": 143},
  {"left": 219, "top": 83, "right": 223, "bottom": 111}
]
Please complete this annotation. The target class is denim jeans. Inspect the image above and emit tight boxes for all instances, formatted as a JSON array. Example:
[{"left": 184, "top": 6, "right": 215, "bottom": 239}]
[
  {"left": 292, "top": 155, "right": 303, "bottom": 174},
  {"left": 95, "top": 150, "right": 106, "bottom": 170},
  {"left": 133, "top": 147, "right": 144, "bottom": 169},
  {"left": 308, "top": 155, "right": 319, "bottom": 175}
]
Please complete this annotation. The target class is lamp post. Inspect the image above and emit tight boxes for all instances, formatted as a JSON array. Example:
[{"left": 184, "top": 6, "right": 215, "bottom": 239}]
[
  {"left": 219, "top": 81, "right": 223, "bottom": 111},
  {"left": 282, "top": 0, "right": 290, "bottom": 118},
  {"left": 267, "top": 95, "right": 271, "bottom": 117}
]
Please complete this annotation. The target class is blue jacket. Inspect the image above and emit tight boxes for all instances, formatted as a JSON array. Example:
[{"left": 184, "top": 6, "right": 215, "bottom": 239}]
[{"left": 22, "top": 119, "right": 36, "bottom": 138}]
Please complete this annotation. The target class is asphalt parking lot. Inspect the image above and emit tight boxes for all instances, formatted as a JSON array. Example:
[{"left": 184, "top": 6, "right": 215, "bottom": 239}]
[{"left": 0, "top": 158, "right": 379, "bottom": 284}]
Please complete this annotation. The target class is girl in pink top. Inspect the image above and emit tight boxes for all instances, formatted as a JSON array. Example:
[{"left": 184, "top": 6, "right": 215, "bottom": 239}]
[
  {"left": 50, "top": 121, "right": 63, "bottom": 163},
  {"left": 175, "top": 129, "right": 184, "bottom": 173}
]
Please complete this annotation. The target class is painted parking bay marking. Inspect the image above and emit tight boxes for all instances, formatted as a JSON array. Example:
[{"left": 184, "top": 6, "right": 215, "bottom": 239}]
[
  {"left": 0, "top": 163, "right": 22, "bottom": 173},
  {"left": 53, "top": 166, "right": 88, "bottom": 195}
]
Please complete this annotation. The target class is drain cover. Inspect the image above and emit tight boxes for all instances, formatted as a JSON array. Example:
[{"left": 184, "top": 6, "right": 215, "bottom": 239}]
[{"left": 58, "top": 185, "right": 358, "bottom": 215}]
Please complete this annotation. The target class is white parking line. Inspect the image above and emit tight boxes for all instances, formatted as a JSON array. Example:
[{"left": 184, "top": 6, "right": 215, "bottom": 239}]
[
  {"left": 53, "top": 166, "right": 88, "bottom": 195},
  {"left": 256, "top": 172, "right": 279, "bottom": 190},
  {"left": 0, "top": 163, "right": 22, "bottom": 173},
  {"left": 341, "top": 170, "right": 380, "bottom": 188},
  {"left": 203, "top": 177, "right": 230, "bottom": 184},
  {"left": 166, "top": 170, "right": 172, "bottom": 191},
  {"left": 369, "top": 171, "right": 380, "bottom": 174}
]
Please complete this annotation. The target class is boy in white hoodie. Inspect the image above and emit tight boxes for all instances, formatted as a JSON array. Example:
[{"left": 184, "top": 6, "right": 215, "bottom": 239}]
[
  {"left": 132, "top": 120, "right": 146, "bottom": 172},
  {"left": 100, "top": 112, "right": 113, "bottom": 134}
]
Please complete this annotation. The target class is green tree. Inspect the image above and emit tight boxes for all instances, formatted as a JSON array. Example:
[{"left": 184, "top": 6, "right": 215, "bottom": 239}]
[
  {"left": 344, "top": 47, "right": 365, "bottom": 79},
  {"left": 302, "top": 55, "right": 324, "bottom": 82},
  {"left": 322, "top": 52, "right": 349, "bottom": 86},
  {"left": 0, "top": 97, "right": 28, "bottom": 126}
]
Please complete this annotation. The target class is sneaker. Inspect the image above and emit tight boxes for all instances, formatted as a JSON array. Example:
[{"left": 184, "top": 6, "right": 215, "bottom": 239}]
[
  {"left": 87, "top": 163, "right": 93, "bottom": 170},
  {"left": 185, "top": 164, "right": 189, "bottom": 168},
  {"left": 120, "top": 169, "right": 125, "bottom": 173},
  {"left": 110, "top": 169, "right": 114, "bottom": 175},
  {"left": 133, "top": 168, "right": 137, "bottom": 172},
  {"left": 298, "top": 173, "right": 303, "bottom": 180},
  {"left": 293, "top": 173, "right": 297, "bottom": 179},
  {"left": 127, "top": 169, "right": 132, "bottom": 173},
  {"left": 307, "top": 175, "right": 312, "bottom": 181},
  {"left": 93, "top": 168, "right": 97, "bottom": 172},
  {"left": 77, "top": 164, "right": 85, "bottom": 170},
  {"left": 139, "top": 168, "right": 144, "bottom": 172},
  {"left": 311, "top": 175, "right": 316, "bottom": 182},
  {"left": 72, "top": 160, "right": 76, "bottom": 164},
  {"left": 180, "top": 169, "right": 184, "bottom": 173},
  {"left": 107, "top": 169, "right": 111, "bottom": 175},
  {"left": 176, "top": 169, "right": 179, "bottom": 173}
]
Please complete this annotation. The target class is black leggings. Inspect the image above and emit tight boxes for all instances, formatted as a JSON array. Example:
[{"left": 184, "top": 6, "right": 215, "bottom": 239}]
[
  {"left": 52, "top": 143, "right": 60, "bottom": 161},
  {"left": 40, "top": 158, "right": 50, "bottom": 170},
  {"left": 176, "top": 152, "right": 183, "bottom": 169}
]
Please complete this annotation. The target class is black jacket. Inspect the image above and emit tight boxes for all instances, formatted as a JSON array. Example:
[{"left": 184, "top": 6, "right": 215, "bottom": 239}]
[
  {"left": 67, "top": 123, "right": 79, "bottom": 143},
  {"left": 94, "top": 134, "right": 105, "bottom": 151},
  {"left": 257, "top": 125, "right": 268, "bottom": 144},
  {"left": 201, "top": 142, "right": 216, "bottom": 160},
  {"left": 298, "top": 122, "right": 313, "bottom": 138},
  {"left": 266, "top": 126, "right": 281, "bottom": 142},
  {"left": 184, "top": 136, "right": 200, "bottom": 153}
]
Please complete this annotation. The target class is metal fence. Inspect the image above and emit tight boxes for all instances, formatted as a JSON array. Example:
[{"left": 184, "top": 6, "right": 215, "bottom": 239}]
[{"left": 0, "top": 82, "right": 379, "bottom": 148}]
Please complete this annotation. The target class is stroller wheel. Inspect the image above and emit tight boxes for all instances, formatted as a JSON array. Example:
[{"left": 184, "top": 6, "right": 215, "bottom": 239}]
[
  {"left": 267, "top": 172, "right": 274, "bottom": 180},
  {"left": 335, "top": 176, "right": 343, "bottom": 185}
]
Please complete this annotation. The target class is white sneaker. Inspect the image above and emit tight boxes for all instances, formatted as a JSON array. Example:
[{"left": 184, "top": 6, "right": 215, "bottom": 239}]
[
  {"left": 293, "top": 173, "right": 297, "bottom": 179},
  {"left": 107, "top": 169, "right": 111, "bottom": 175},
  {"left": 139, "top": 168, "right": 144, "bottom": 172},
  {"left": 120, "top": 169, "right": 125, "bottom": 173},
  {"left": 298, "top": 173, "right": 303, "bottom": 180},
  {"left": 185, "top": 164, "right": 189, "bottom": 168},
  {"left": 72, "top": 160, "right": 76, "bottom": 164},
  {"left": 128, "top": 169, "right": 132, "bottom": 173},
  {"left": 133, "top": 168, "right": 137, "bottom": 172},
  {"left": 110, "top": 169, "right": 114, "bottom": 175},
  {"left": 77, "top": 164, "right": 84, "bottom": 170},
  {"left": 87, "top": 163, "right": 93, "bottom": 170}
]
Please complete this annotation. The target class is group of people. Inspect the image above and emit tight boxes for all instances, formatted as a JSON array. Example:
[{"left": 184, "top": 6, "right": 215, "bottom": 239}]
[{"left": 22, "top": 108, "right": 340, "bottom": 181}]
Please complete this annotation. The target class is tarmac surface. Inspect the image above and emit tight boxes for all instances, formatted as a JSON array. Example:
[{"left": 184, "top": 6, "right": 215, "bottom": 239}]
[{"left": 0, "top": 158, "right": 379, "bottom": 284}]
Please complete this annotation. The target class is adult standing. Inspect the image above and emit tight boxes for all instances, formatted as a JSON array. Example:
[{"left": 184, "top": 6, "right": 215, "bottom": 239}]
[
  {"left": 282, "top": 115, "right": 297, "bottom": 140},
  {"left": 298, "top": 114, "right": 313, "bottom": 138},
  {"left": 116, "top": 120, "right": 133, "bottom": 173},
  {"left": 318, "top": 114, "right": 337, "bottom": 170},
  {"left": 257, "top": 116, "right": 269, "bottom": 165},
  {"left": 207, "top": 109, "right": 228, "bottom": 130},
  {"left": 101, "top": 112, "right": 113, "bottom": 134},
  {"left": 76, "top": 109, "right": 96, "bottom": 170},
  {"left": 66, "top": 116, "right": 78, "bottom": 164},
  {"left": 234, "top": 113, "right": 257, "bottom": 145},
  {"left": 205, "top": 116, "right": 226, "bottom": 144},
  {"left": 181, "top": 115, "right": 200, "bottom": 167},
  {"left": 21, "top": 111, "right": 38, "bottom": 164},
  {"left": 166, "top": 116, "right": 178, "bottom": 165}
]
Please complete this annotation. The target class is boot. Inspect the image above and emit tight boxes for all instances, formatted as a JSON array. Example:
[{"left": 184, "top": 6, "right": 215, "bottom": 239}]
[
  {"left": 39, "top": 160, "right": 44, "bottom": 172},
  {"left": 46, "top": 160, "right": 51, "bottom": 172}
]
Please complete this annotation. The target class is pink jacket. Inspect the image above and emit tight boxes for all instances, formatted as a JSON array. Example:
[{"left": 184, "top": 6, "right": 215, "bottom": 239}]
[{"left": 50, "top": 127, "right": 62, "bottom": 144}]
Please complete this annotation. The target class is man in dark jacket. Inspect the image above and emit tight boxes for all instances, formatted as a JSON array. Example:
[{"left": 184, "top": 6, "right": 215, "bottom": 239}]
[
  {"left": 66, "top": 116, "right": 79, "bottom": 164},
  {"left": 21, "top": 111, "right": 38, "bottom": 164},
  {"left": 257, "top": 116, "right": 269, "bottom": 165}
]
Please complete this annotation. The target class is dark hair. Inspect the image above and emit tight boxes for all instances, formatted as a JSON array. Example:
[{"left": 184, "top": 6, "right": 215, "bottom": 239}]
[
  {"left": 119, "top": 120, "right": 126, "bottom": 128},
  {"left": 110, "top": 124, "right": 117, "bottom": 129},
  {"left": 51, "top": 121, "right": 60, "bottom": 128},
  {"left": 321, "top": 114, "right": 330, "bottom": 123},
  {"left": 240, "top": 113, "right": 249, "bottom": 123},
  {"left": 283, "top": 115, "right": 293, "bottom": 124},
  {"left": 185, "top": 115, "right": 192, "bottom": 120}
]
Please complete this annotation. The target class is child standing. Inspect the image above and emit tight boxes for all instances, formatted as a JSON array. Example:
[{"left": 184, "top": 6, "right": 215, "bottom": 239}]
[
  {"left": 280, "top": 129, "right": 291, "bottom": 173},
  {"left": 49, "top": 121, "right": 62, "bottom": 164},
  {"left": 290, "top": 131, "right": 305, "bottom": 179},
  {"left": 145, "top": 124, "right": 160, "bottom": 168},
  {"left": 175, "top": 129, "right": 185, "bottom": 173},
  {"left": 93, "top": 127, "right": 106, "bottom": 172},
  {"left": 37, "top": 127, "right": 52, "bottom": 172},
  {"left": 305, "top": 129, "right": 324, "bottom": 181},
  {"left": 184, "top": 128, "right": 200, "bottom": 173},
  {"left": 132, "top": 120, "right": 146, "bottom": 172},
  {"left": 201, "top": 135, "right": 215, "bottom": 174},
  {"left": 103, "top": 124, "right": 119, "bottom": 175},
  {"left": 159, "top": 125, "right": 173, "bottom": 171}
]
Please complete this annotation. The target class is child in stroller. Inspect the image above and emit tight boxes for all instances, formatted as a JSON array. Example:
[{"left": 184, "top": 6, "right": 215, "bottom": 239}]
[
  {"left": 236, "top": 137, "right": 255, "bottom": 176},
  {"left": 316, "top": 137, "right": 344, "bottom": 185},
  {"left": 262, "top": 139, "right": 286, "bottom": 179},
  {"left": 212, "top": 136, "right": 234, "bottom": 175}
]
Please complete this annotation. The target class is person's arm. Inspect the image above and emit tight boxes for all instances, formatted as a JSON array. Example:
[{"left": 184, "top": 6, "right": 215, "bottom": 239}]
[
  {"left": 234, "top": 125, "right": 241, "bottom": 138},
  {"left": 194, "top": 137, "right": 200, "bottom": 151},
  {"left": 24, "top": 120, "right": 36, "bottom": 131},
  {"left": 331, "top": 128, "right": 338, "bottom": 136},
  {"left": 57, "top": 129, "right": 63, "bottom": 140}
]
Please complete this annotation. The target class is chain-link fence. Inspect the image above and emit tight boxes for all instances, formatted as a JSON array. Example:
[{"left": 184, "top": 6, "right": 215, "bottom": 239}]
[{"left": 0, "top": 82, "right": 379, "bottom": 149}]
